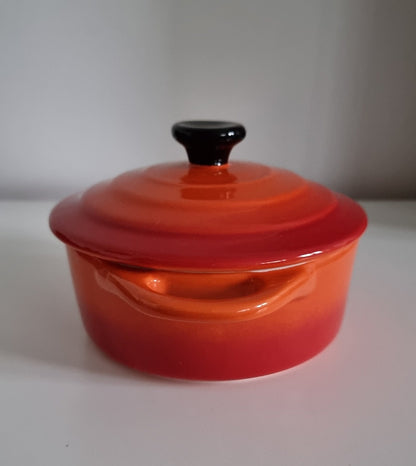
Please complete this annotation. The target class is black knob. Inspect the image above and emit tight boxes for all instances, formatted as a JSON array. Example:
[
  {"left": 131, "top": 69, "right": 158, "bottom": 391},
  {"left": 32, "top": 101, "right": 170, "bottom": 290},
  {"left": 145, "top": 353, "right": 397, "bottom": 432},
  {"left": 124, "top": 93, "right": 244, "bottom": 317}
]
[{"left": 172, "top": 120, "right": 246, "bottom": 166}]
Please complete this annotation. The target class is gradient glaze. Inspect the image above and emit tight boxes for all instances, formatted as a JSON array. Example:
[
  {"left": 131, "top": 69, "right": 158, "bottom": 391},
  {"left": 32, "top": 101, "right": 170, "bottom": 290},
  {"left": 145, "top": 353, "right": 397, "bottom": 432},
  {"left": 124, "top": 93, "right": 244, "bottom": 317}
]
[
  {"left": 66, "top": 241, "right": 358, "bottom": 380},
  {"left": 50, "top": 162, "right": 367, "bottom": 270},
  {"left": 50, "top": 121, "right": 367, "bottom": 379}
]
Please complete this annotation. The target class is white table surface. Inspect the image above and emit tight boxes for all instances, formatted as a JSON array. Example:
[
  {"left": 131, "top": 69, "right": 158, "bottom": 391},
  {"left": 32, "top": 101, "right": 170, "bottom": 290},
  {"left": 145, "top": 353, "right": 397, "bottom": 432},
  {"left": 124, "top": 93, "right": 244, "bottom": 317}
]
[{"left": 1, "top": 200, "right": 415, "bottom": 466}]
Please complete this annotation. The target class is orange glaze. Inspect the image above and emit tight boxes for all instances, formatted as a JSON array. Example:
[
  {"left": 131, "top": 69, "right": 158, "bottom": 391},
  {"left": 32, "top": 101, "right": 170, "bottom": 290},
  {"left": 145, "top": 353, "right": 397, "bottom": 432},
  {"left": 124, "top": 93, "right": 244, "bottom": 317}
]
[
  {"left": 66, "top": 240, "right": 358, "bottom": 380},
  {"left": 51, "top": 120, "right": 367, "bottom": 379},
  {"left": 50, "top": 162, "right": 366, "bottom": 270}
]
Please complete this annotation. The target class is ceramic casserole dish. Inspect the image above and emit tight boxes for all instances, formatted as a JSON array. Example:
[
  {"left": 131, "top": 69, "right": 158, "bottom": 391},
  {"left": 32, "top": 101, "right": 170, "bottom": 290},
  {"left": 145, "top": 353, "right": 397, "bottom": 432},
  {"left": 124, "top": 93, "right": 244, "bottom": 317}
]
[{"left": 49, "top": 121, "right": 367, "bottom": 380}]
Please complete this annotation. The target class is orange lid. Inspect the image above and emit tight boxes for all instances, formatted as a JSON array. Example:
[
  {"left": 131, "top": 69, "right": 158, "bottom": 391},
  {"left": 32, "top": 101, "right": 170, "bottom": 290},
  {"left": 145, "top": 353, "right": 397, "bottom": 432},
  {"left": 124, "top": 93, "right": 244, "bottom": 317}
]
[{"left": 50, "top": 121, "right": 367, "bottom": 270}]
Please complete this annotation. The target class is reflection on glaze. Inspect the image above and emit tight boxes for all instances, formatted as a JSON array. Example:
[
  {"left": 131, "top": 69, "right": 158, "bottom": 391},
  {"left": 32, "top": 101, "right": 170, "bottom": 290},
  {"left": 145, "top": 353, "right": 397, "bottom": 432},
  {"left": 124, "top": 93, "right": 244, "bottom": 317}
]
[
  {"left": 66, "top": 240, "right": 359, "bottom": 380},
  {"left": 93, "top": 259, "right": 315, "bottom": 323},
  {"left": 180, "top": 165, "right": 238, "bottom": 185},
  {"left": 180, "top": 186, "right": 237, "bottom": 200},
  {"left": 48, "top": 156, "right": 368, "bottom": 271}
]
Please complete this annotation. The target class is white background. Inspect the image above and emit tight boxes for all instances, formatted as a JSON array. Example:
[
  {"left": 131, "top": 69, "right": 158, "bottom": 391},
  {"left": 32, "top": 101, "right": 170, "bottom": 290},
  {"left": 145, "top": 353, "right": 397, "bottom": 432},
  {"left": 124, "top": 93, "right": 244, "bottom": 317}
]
[{"left": 1, "top": 0, "right": 415, "bottom": 200}]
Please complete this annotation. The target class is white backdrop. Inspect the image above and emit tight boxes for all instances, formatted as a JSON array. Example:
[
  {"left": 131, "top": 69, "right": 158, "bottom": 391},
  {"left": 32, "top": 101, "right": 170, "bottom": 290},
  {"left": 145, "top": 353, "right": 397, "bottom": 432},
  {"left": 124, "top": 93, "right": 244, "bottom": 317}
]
[{"left": 1, "top": 0, "right": 415, "bottom": 199}]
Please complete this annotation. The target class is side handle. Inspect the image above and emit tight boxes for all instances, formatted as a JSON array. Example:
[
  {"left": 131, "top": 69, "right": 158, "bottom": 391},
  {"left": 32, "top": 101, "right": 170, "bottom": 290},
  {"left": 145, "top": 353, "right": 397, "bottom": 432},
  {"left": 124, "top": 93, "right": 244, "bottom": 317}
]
[{"left": 95, "top": 262, "right": 315, "bottom": 322}]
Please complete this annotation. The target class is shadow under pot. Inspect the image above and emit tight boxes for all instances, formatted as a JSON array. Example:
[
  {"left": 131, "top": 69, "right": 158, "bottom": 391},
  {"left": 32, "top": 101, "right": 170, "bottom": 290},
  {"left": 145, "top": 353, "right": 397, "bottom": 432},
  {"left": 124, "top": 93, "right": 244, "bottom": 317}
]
[{"left": 50, "top": 120, "right": 367, "bottom": 380}]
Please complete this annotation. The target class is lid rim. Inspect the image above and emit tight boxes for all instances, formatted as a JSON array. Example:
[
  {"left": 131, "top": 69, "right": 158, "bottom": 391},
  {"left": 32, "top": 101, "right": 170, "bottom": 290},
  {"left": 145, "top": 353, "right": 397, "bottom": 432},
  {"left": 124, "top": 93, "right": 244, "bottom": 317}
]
[{"left": 50, "top": 193, "right": 367, "bottom": 271}]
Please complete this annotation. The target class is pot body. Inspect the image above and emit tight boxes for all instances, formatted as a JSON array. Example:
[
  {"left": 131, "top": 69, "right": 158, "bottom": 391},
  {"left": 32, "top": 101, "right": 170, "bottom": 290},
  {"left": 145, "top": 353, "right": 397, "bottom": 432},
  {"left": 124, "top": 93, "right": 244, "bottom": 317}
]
[{"left": 66, "top": 240, "right": 358, "bottom": 380}]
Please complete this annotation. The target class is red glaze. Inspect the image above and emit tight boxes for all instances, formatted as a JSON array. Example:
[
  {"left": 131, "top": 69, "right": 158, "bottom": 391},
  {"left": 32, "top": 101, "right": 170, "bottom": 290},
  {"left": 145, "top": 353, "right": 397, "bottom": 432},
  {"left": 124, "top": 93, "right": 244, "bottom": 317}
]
[
  {"left": 66, "top": 241, "right": 358, "bottom": 380},
  {"left": 50, "top": 121, "right": 367, "bottom": 379},
  {"left": 50, "top": 162, "right": 367, "bottom": 270}
]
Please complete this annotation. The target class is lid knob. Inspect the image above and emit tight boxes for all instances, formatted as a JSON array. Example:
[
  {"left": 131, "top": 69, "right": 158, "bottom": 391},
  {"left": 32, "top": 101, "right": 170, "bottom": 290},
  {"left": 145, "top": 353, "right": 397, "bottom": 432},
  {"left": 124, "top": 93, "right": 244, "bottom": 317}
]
[{"left": 172, "top": 120, "right": 246, "bottom": 166}]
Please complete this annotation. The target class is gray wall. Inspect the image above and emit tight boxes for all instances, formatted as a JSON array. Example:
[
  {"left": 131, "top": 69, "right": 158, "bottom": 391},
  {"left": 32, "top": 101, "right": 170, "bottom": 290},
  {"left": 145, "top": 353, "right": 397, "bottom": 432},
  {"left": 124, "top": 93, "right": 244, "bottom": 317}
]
[{"left": 1, "top": 0, "right": 415, "bottom": 199}]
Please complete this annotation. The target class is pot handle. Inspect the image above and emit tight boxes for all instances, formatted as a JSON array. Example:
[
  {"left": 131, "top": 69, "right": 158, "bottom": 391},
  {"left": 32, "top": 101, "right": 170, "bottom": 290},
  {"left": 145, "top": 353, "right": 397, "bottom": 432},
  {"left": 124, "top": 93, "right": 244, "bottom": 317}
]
[{"left": 96, "top": 263, "right": 316, "bottom": 322}]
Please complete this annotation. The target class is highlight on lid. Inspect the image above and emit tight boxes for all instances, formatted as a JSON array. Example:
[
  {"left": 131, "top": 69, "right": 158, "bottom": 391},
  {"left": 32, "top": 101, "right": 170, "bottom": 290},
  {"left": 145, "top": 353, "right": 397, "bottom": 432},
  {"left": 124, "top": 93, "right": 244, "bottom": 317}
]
[{"left": 50, "top": 120, "right": 367, "bottom": 380}]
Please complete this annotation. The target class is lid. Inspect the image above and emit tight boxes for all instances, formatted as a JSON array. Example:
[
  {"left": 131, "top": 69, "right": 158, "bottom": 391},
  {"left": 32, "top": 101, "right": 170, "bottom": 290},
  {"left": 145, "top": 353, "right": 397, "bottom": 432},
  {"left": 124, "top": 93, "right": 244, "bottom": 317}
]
[{"left": 50, "top": 121, "right": 367, "bottom": 270}]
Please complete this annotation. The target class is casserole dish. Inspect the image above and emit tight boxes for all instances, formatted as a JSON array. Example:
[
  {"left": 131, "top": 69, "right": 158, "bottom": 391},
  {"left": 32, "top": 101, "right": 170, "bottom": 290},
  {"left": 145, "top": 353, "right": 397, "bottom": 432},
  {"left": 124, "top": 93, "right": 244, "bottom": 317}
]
[{"left": 50, "top": 121, "right": 367, "bottom": 380}]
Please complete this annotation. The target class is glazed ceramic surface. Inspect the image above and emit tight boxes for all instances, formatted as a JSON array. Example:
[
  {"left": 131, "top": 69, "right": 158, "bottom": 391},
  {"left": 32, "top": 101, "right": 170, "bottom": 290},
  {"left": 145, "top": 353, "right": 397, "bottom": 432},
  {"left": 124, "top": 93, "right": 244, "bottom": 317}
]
[{"left": 50, "top": 121, "right": 367, "bottom": 380}]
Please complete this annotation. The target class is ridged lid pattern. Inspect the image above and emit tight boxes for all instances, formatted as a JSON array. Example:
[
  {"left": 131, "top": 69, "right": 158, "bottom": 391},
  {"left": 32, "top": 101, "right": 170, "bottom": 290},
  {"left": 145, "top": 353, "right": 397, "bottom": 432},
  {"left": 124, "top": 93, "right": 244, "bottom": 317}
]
[{"left": 50, "top": 121, "right": 367, "bottom": 270}]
